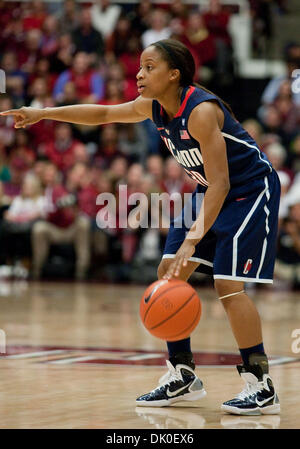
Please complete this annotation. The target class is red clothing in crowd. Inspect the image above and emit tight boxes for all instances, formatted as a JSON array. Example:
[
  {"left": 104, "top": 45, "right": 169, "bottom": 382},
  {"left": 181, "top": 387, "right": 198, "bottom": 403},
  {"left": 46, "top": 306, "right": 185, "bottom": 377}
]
[
  {"left": 202, "top": 10, "right": 231, "bottom": 46},
  {"left": 119, "top": 52, "right": 140, "bottom": 101},
  {"left": 77, "top": 184, "right": 99, "bottom": 218},
  {"left": 44, "top": 139, "right": 80, "bottom": 173},
  {"left": 28, "top": 120, "right": 56, "bottom": 151},
  {"left": 181, "top": 31, "right": 216, "bottom": 70},
  {"left": 69, "top": 69, "right": 96, "bottom": 99},
  {"left": 45, "top": 185, "right": 75, "bottom": 228}
]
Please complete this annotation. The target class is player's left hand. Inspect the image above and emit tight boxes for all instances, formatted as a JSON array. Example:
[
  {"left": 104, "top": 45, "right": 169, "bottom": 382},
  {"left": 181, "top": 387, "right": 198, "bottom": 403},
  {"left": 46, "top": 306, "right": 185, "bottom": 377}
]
[{"left": 163, "top": 240, "right": 196, "bottom": 280}]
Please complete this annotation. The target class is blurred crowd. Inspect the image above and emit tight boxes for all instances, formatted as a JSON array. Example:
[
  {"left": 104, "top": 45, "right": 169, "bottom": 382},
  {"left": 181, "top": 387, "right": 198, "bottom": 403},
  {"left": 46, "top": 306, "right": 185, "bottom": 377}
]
[{"left": 0, "top": 0, "right": 299, "bottom": 288}]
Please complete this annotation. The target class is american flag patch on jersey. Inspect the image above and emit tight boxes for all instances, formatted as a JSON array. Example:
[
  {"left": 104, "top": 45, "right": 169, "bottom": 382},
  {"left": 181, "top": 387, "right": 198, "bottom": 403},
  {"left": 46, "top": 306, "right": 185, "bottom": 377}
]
[{"left": 180, "top": 130, "right": 190, "bottom": 140}]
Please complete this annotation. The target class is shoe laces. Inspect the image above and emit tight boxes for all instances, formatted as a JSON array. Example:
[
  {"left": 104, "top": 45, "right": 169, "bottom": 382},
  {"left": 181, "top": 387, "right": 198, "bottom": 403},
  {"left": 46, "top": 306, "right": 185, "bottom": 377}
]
[
  {"left": 237, "top": 373, "right": 264, "bottom": 400},
  {"left": 158, "top": 360, "right": 183, "bottom": 387}
]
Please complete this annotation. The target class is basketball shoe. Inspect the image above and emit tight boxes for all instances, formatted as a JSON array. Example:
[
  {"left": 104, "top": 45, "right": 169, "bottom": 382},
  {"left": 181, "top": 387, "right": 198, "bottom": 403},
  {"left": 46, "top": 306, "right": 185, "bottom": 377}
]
[
  {"left": 136, "top": 353, "right": 206, "bottom": 407},
  {"left": 221, "top": 354, "right": 280, "bottom": 416}
]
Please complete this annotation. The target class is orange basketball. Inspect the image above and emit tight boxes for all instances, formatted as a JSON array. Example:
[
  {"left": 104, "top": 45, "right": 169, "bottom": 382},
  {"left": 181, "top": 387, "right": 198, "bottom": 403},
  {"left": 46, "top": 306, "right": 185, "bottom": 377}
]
[{"left": 140, "top": 279, "right": 201, "bottom": 341}]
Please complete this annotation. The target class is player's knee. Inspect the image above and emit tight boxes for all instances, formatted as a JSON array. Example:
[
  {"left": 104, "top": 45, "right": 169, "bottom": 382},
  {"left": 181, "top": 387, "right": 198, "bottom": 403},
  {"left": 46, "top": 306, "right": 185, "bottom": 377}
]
[{"left": 214, "top": 278, "right": 244, "bottom": 298}]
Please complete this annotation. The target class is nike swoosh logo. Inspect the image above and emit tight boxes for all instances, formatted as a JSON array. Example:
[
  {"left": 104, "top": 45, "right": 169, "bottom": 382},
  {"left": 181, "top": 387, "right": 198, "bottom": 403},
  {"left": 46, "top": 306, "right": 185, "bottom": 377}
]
[
  {"left": 144, "top": 280, "right": 168, "bottom": 304},
  {"left": 256, "top": 395, "right": 275, "bottom": 406},
  {"left": 167, "top": 382, "right": 193, "bottom": 398}
]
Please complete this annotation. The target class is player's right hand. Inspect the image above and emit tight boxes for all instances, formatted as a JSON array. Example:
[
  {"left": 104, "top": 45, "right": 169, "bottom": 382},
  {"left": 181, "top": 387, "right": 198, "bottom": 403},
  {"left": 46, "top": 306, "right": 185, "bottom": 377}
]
[{"left": 0, "top": 107, "right": 44, "bottom": 128}]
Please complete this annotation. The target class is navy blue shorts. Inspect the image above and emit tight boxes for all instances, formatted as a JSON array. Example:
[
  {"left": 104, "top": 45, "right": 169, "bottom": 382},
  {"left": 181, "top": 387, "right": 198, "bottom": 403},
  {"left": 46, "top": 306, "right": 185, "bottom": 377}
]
[{"left": 163, "top": 170, "right": 281, "bottom": 283}]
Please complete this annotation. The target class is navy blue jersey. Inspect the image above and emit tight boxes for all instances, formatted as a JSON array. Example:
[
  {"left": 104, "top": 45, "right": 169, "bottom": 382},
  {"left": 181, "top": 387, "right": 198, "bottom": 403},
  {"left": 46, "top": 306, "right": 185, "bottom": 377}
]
[{"left": 152, "top": 85, "right": 272, "bottom": 192}]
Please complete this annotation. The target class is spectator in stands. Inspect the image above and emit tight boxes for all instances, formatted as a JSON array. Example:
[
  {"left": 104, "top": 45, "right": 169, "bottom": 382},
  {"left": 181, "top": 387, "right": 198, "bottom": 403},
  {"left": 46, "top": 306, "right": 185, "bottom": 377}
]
[
  {"left": 119, "top": 36, "right": 142, "bottom": 101},
  {"left": 180, "top": 12, "right": 216, "bottom": 77},
  {"left": 49, "top": 33, "right": 75, "bottom": 75},
  {"left": 264, "top": 142, "right": 293, "bottom": 185},
  {"left": 129, "top": 0, "right": 153, "bottom": 37},
  {"left": 261, "top": 43, "right": 300, "bottom": 107},
  {"left": 141, "top": 9, "right": 171, "bottom": 49},
  {"left": 0, "top": 96, "right": 15, "bottom": 149},
  {"left": 28, "top": 97, "right": 57, "bottom": 151},
  {"left": 72, "top": 7, "right": 104, "bottom": 62},
  {"left": 10, "top": 129, "right": 36, "bottom": 167},
  {"left": 202, "top": 0, "right": 233, "bottom": 82},
  {"left": 242, "top": 118, "right": 264, "bottom": 147},
  {"left": 106, "top": 15, "right": 134, "bottom": 60},
  {"left": 160, "top": 156, "right": 194, "bottom": 219},
  {"left": 289, "top": 133, "right": 300, "bottom": 173},
  {"left": 95, "top": 124, "right": 125, "bottom": 169},
  {"left": 3, "top": 156, "right": 29, "bottom": 203},
  {"left": 68, "top": 162, "right": 98, "bottom": 219},
  {"left": 0, "top": 173, "right": 46, "bottom": 266},
  {"left": 32, "top": 162, "right": 91, "bottom": 280},
  {"left": 53, "top": 51, "right": 105, "bottom": 103},
  {"left": 73, "top": 143, "right": 89, "bottom": 165},
  {"left": 18, "top": 29, "right": 42, "bottom": 75},
  {"left": 57, "top": 81, "right": 79, "bottom": 107},
  {"left": 0, "top": 51, "right": 27, "bottom": 107},
  {"left": 29, "top": 57, "right": 58, "bottom": 94},
  {"left": 56, "top": 0, "right": 80, "bottom": 34},
  {"left": 169, "top": 0, "right": 189, "bottom": 22},
  {"left": 108, "top": 156, "right": 128, "bottom": 189},
  {"left": 44, "top": 123, "right": 80, "bottom": 173},
  {"left": 275, "top": 193, "right": 300, "bottom": 289},
  {"left": 0, "top": 143, "right": 10, "bottom": 183},
  {"left": 117, "top": 123, "right": 148, "bottom": 164},
  {"left": 146, "top": 154, "right": 164, "bottom": 185},
  {"left": 120, "top": 163, "right": 146, "bottom": 264},
  {"left": 260, "top": 104, "right": 287, "bottom": 143},
  {"left": 105, "top": 61, "right": 136, "bottom": 103},
  {"left": 90, "top": 0, "right": 122, "bottom": 40},
  {"left": 272, "top": 80, "right": 300, "bottom": 140},
  {"left": 249, "top": 0, "right": 273, "bottom": 57},
  {"left": 100, "top": 80, "right": 125, "bottom": 105},
  {"left": 21, "top": 0, "right": 47, "bottom": 32},
  {"left": 28, "top": 77, "right": 49, "bottom": 109},
  {"left": 202, "top": 0, "right": 231, "bottom": 48},
  {"left": 40, "top": 14, "right": 60, "bottom": 59}
]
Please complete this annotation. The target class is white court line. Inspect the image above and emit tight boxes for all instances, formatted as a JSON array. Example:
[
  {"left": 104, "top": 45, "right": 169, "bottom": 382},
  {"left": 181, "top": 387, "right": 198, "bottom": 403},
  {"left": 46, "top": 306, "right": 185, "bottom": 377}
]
[
  {"left": 4, "top": 350, "right": 66, "bottom": 359},
  {"left": 48, "top": 355, "right": 104, "bottom": 364},
  {"left": 124, "top": 354, "right": 163, "bottom": 361}
]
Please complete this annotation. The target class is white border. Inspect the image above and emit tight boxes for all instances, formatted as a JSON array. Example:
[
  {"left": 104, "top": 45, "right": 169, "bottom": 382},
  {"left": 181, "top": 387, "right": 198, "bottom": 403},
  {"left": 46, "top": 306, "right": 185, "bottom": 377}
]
[
  {"left": 162, "top": 254, "right": 213, "bottom": 267},
  {"left": 214, "top": 274, "right": 273, "bottom": 284}
]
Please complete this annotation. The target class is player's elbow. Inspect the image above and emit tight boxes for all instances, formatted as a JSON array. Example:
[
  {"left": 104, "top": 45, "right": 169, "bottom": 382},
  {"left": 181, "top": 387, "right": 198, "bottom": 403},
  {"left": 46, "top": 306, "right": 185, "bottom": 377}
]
[
  {"left": 210, "top": 177, "right": 230, "bottom": 194},
  {"left": 222, "top": 178, "right": 230, "bottom": 193}
]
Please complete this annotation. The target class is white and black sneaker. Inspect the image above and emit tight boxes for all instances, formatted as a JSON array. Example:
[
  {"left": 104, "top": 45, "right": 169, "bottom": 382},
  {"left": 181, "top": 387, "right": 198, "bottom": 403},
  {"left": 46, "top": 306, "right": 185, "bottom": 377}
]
[
  {"left": 136, "top": 355, "right": 206, "bottom": 407},
  {"left": 221, "top": 359, "right": 280, "bottom": 416}
]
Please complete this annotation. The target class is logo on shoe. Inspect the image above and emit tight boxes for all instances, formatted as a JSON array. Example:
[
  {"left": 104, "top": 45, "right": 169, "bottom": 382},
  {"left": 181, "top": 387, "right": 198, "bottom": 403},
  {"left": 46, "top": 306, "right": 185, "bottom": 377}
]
[
  {"left": 167, "top": 382, "right": 193, "bottom": 398},
  {"left": 255, "top": 394, "right": 275, "bottom": 407}
]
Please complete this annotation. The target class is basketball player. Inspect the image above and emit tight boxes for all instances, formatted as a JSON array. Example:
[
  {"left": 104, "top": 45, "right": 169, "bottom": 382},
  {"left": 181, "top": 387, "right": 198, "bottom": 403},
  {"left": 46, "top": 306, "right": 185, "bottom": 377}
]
[{"left": 1, "top": 39, "right": 280, "bottom": 415}]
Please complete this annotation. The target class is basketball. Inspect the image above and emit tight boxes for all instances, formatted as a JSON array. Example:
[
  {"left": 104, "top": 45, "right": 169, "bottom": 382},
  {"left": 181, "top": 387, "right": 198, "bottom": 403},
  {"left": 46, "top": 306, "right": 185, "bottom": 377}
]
[{"left": 140, "top": 279, "right": 202, "bottom": 341}]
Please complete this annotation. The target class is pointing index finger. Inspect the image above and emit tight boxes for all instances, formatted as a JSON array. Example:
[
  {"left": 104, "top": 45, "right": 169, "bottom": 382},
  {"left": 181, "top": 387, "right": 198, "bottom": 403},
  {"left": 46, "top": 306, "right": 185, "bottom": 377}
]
[{"left": 0, "top": 109, "right": 20, "bottom": 116}]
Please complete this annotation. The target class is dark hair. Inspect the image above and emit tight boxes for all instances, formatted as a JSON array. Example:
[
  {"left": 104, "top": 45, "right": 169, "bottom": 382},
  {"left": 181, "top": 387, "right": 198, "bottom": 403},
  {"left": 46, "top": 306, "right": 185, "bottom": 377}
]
[{"left": 151, "top": 39, "right": 235, "bottom": 117}]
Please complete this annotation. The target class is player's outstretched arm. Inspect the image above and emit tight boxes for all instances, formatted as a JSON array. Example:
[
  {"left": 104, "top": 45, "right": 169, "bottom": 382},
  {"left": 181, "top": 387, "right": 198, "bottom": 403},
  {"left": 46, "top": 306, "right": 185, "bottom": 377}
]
[{"left": 0, "top": 96, "right": 153, "bottom": 129}]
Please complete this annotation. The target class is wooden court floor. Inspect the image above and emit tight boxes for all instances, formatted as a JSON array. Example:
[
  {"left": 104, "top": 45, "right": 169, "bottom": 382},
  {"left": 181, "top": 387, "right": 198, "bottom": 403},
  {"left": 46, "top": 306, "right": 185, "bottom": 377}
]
[{"left": 0, "top": 281, "right": 299, "bottom": 429}]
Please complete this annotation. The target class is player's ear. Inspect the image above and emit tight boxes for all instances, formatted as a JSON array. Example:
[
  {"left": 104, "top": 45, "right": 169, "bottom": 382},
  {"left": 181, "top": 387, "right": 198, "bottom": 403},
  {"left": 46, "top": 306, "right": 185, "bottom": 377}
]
[{"left": 169, "top": 69, "right": 180, "bottom": 82}]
